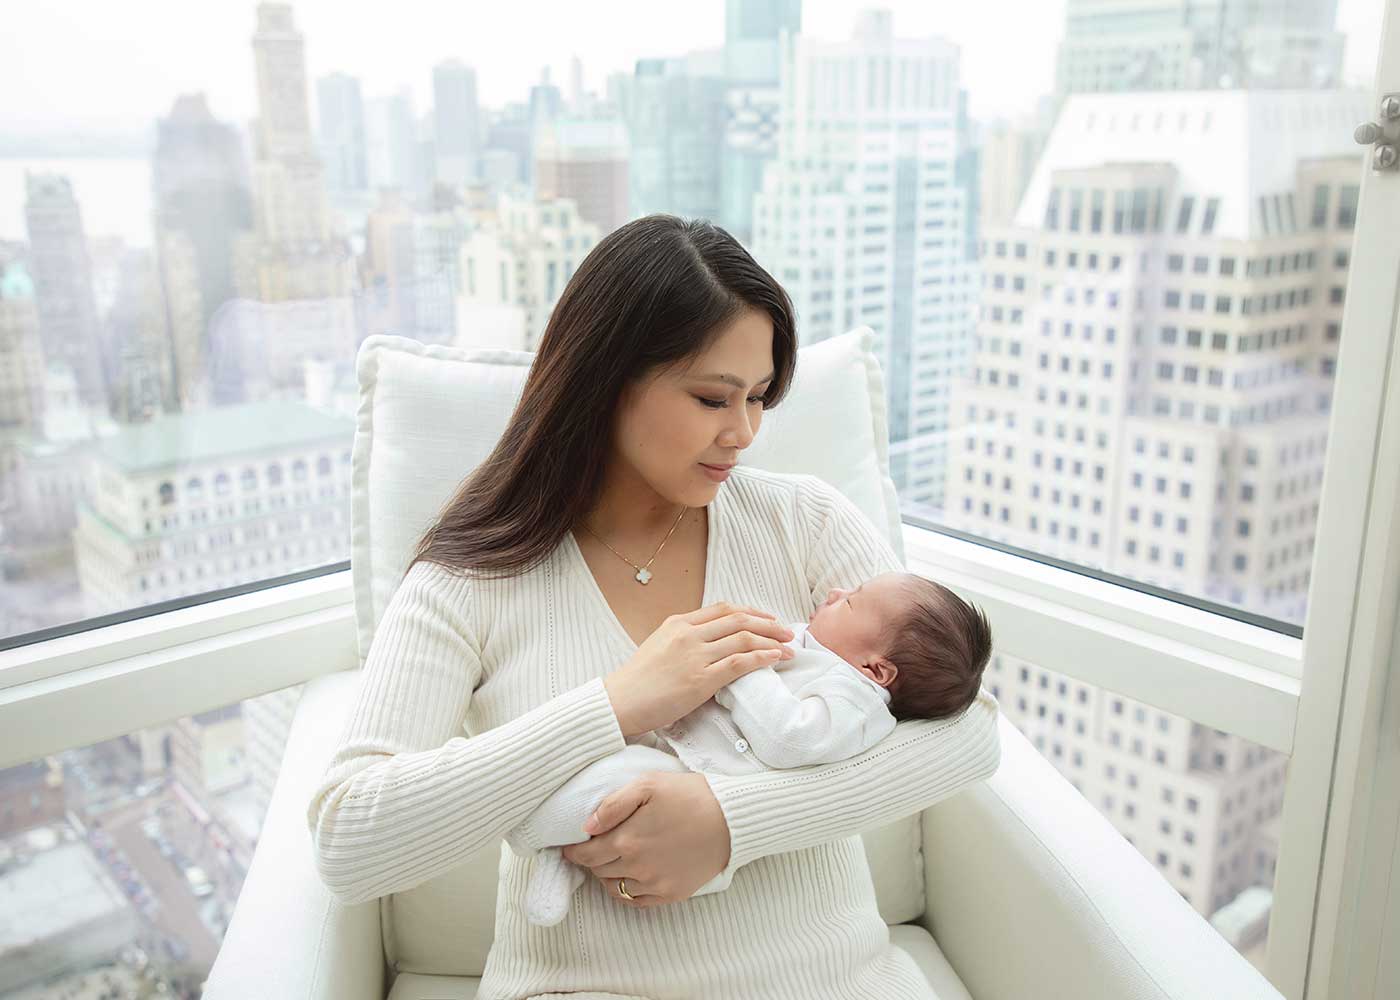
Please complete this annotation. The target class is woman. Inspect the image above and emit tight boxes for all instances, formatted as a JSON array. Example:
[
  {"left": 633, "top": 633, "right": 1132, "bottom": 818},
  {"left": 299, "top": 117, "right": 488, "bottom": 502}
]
[{"left": 306, "top": 215, "right": 1001, "bottom": 999}]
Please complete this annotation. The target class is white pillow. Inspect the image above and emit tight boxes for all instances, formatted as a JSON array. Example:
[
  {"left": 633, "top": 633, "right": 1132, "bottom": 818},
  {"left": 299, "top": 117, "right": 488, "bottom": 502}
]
[{"left": 350, "top": 324, "right": 905, "bottom": 667}]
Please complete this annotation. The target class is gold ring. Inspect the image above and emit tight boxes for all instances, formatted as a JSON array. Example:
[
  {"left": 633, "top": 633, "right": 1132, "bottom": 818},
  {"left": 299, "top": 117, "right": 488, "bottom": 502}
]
[{"left": 617, "top": 878, "right": 635, "bottom": 900}]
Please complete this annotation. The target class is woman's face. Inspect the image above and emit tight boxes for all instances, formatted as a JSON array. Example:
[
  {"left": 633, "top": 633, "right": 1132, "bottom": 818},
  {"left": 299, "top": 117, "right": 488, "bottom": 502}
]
[{"left": 613, "top": 307, "right": 776, "bottom": 509}]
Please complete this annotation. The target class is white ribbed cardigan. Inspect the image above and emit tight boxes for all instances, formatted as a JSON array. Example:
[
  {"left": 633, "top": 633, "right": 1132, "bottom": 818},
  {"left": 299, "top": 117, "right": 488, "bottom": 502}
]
[{"left": 306, "top": 466, "right": 1001, "bottom": 1000}]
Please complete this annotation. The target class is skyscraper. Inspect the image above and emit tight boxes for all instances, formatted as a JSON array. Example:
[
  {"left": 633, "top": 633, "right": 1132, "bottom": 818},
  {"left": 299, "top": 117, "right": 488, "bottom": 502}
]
[
  {"left": 533, "top": 118, "right": 629, "bottom": 237},
  {"left": 250, "top": 2, "right": 334, "bottom": 248},
  {"left": 153, "top": 93, "right": 256, "bottom": 408},
  {"left": 316, "top": 73, "right": 369, "bottom": 193},
  {"left": 365, "top": 92, "right": 422, "bottom": 195},
  {"left": 23, "top": 174, "right": 106, "bottom": 410},
  {"left": 724, "top": 0, "right": 802, "bottom": 83},
  {"left": 433, "top": 60, "right": 482, "bottom": 189},
  {"left": 1056, "top": 0, "right": 1345, "bottom": 96},
  {"left": 751, "top": 11, "right": 977, "bottom": 505},
  {"left": 951, "top": 87, "right": 1366, "bottom": 929},
  {"left": 241, "top": 3, "right": 353, "bottom": 398},
  {"left": 718, "top": 0, "right": 799, "bottom": 245},
  {"left": 627, "top": 55, "right": 727, "bottom": 224}
]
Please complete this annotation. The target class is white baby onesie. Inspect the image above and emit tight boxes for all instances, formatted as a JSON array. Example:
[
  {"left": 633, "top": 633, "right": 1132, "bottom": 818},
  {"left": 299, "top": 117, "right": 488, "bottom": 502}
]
[
  {"left": 504, "top": 621, "right": 897, "bottom": 926},
  {"left": 661, "top": 621, "right": 895, "bottom": 773}
]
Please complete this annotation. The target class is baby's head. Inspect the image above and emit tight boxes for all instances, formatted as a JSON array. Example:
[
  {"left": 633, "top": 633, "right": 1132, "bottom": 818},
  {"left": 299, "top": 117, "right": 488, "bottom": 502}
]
[{"left": 807, "top": 571, "right": 992, "bottom": 722}]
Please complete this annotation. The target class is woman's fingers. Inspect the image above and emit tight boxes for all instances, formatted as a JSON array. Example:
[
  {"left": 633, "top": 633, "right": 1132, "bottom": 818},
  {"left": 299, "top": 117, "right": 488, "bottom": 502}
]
[
  {"left": 696, "top": 613, "right": 793, "bottom": 647},
  {"left": 581, "top": 779, "right": 651, "bottom": 836},
  {"left": 601, "top": 877, "right": 665, "bottom": 908},
  {"left": 688, "top": 602, "right": 776, "bottom": 625}
]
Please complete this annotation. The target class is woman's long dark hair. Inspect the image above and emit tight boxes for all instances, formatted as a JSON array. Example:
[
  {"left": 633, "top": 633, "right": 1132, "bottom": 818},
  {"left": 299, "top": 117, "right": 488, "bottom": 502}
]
[{"left": 404, "top": 214, "right": 798, "bottom": 581}]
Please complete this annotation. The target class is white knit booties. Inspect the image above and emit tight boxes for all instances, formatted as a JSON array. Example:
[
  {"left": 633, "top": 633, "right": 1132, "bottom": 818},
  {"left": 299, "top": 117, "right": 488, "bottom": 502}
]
[{"left": 525, "top": 846, "right": 587, "bottom": 926}]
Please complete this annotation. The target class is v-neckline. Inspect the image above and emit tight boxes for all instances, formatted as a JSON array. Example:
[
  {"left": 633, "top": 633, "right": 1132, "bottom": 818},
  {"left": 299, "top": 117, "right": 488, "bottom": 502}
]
[{"left": 564, "top": 484, "right": 723, "bottom": 653}]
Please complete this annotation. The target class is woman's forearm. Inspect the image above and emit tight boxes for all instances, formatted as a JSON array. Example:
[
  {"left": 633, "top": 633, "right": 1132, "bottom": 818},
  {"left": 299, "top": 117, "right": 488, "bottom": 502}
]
[
  {"left": 304, "top": 560, "right": 630, "bottom": 906},
  {"left": 308, "top": 676, "right": 627, "bottom": 906},
  {"left": 702, "top": 686, "right": 1001, "bottom": 881}
]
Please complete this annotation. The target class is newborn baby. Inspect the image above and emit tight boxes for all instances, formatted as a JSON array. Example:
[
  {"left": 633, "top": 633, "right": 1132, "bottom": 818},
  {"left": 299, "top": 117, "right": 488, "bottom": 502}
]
[{"left": 505, "top": 571, "right": 993, "bottom": 926}]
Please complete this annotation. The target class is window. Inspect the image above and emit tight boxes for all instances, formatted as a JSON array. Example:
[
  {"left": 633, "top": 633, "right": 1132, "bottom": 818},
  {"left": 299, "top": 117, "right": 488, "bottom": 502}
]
[
  {"left": 1175, "top": 195, "right": 1195, "bottom": 233},
  {"left": 1337, "top": 184, "right": 1359, "bottom": 229},
  {"left": 1200, "top": 197, "right": 1220, "bottom": 235},
  {"left": 1311, "top": 184, "right": 1330, "bottom": 228},
  {"left": 3, "top": 12, "right": 1389, "bottom": 990}
]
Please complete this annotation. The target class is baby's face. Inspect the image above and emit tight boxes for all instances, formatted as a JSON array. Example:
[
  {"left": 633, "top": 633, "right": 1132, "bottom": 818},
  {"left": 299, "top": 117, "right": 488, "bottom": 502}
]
[{"left": 806, "top": 572, "right": 909, "bottom": 682}]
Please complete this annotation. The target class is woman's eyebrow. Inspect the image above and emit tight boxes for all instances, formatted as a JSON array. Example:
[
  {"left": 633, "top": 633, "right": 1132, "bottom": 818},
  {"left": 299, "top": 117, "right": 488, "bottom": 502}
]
[{"left": 691, "top": 371, "right": 776, "bottom": 389}]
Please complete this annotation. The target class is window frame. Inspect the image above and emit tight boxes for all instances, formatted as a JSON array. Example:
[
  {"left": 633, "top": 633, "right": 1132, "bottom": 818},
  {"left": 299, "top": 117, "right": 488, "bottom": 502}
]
[{"left": 2, "top": 23, "right": 1400, "bottom": 994}]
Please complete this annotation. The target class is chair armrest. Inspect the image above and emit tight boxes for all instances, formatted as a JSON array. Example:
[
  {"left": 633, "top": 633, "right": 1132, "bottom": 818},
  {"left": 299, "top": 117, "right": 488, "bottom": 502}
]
[
  {"left": 917, "top": 715, "right": 1286, "bottom": 1000},
  {"left": 202, "top": 670, "right": 385, "bottom": 1000}
]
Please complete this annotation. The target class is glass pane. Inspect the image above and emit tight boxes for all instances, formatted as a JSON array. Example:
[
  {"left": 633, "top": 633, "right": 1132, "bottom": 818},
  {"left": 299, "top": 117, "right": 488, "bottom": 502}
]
[
  {"left": 0, "top": 1, "right": 1388, "bottom": 647},
  {"left": 987, "top": 654, "right": 1285, "bottom": 971},
  {"left": 0, "top": 685, "right": 300, "bottom": 997}
]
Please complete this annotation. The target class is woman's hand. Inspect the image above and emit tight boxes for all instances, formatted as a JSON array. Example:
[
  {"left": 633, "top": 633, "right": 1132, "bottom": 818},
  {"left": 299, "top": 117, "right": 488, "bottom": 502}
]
[
  {"left": 603, "top": 602, "right": 796, "bottom": 738},
  {"left": 561, "top": 770, "right": 729, "bottom": 908}
]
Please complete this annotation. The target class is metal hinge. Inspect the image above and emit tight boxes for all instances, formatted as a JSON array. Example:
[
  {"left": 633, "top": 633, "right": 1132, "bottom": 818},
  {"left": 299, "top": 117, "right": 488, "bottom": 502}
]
[{"left": 1354, "top": 93, "right": 1400, "bottom": 171}]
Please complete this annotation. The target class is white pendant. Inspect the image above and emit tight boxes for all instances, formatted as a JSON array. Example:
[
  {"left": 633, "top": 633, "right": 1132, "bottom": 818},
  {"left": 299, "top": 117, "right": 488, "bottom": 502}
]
[{"left": 635, "top": 567, "right": 652, "bottom": 584}]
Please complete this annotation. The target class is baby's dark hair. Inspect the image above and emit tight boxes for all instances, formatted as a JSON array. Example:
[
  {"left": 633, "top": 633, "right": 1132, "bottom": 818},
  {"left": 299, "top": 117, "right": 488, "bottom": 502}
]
[{"left": 880, "top": 573, "right": 993, "bottom": 722}]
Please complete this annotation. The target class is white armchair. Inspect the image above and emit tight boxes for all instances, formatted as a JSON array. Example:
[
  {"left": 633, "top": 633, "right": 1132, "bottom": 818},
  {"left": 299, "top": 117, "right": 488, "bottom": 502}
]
[{"left": 203, "top": 330, "right": 1287, "bottom": 999}]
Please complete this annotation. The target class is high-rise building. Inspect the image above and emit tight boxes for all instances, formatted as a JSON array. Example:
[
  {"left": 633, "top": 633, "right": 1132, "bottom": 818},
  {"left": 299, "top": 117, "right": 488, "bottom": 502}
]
[
  {"left": 724, "top": 0, "right": 802, "bottom": 83},
  {"left": 0, "top": 262, "right": 44, "bottom": 430},
  {"left": 365, "top": 92, "right": 423, "bottom": 195},
  {"left": 316, "top": 73, "right": 369, "bottom": 193},
  {"left": 23, "top": 174, "right": 105, "bottom": 409},
  {"left": 568, "top": 54, "right": 586, "bottom": 111},
  {"left": 526, "top": 69, "right": 565, "bottom": 189},
  {"left": 249, "top": 3, "right": 350, "bottom": 274},
  {"left": 482, "top": 103, "right": 533, "bottom": 192},
  {"left": 533, "top": 118, "right": 630, "bottom": 237},
  {"left": 244, "top": 3, "right": 354, "bottom": 397},
  {"left": 153, "top": 93, "right": 257, "bottom": 408},
  {"left": 977, "top": 105, "right": 1054, "bottom": 231},
  {"left": 433, "top": 60, "right": 482, "bottom": 188},
  {"left": 717, "top": 0, "right": 799, "bottom": 245},
  {"left": 1056, "top": 0, "right": 1345, "bottom": 96},
  {"left": 950, "top": 88, "right": 1367, "bottom": 929},
  {"left": 358, "top": 189, "right": 417, "bottom": 340},
  {"left": 456, "top": 193, "right": 599, "bottom": 352},
  {"left": 103, "top": 246, "right": 176, "bottom": 423},
  {"left": 627, "top": 55, "right": 728, "bottom": 224},
  {"left": 411, "top": 208, "right": 470, "bottom": 344},
  {"left": 751, "top": 10, "right": 978, "bottom": 506}
]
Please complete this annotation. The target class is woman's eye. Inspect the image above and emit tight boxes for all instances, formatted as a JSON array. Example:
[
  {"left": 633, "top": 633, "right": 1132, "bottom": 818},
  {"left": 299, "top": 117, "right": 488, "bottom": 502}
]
[{"left": 698, "top": 396, "right": 765, "bottom": 409}]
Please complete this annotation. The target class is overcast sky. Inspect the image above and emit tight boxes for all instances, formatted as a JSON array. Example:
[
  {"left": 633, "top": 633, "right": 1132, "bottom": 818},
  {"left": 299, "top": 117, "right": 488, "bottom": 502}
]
[{"left": 1, "top": 0, "right": 1387, "bottom": 132}]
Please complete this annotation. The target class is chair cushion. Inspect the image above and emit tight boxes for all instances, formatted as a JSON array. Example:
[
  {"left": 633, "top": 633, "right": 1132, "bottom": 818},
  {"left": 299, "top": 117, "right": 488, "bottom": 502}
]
[
  {"left": 383, "top": 923, "right": 971, "bottom": 1000},
  {"left": 351, "top": 327, "right": 927, "bottom": 976}
]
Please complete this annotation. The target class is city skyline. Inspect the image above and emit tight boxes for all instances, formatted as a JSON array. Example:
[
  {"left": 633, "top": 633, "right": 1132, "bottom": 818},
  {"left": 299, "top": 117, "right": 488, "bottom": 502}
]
[
  {"left": 1, "top": 0, "right": 1385, "bottom": 139},
  {"left": 1, "top": 0, "right": 1387, "bottom": 992}
]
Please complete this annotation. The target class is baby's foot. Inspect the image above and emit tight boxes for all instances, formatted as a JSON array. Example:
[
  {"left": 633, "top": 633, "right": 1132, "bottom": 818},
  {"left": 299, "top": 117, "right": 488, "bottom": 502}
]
[{"left": 525, "top": 847, "right": 585, "bottom": 927}]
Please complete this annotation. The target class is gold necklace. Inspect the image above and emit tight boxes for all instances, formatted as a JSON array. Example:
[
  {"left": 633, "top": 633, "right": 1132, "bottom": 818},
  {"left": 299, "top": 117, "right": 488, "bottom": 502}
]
[{"left": 580, "top": 505, "right": 689, "bottom": 585}]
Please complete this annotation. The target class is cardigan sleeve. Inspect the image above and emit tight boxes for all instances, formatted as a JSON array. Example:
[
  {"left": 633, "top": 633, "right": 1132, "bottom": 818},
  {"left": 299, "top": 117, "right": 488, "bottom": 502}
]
[
  {"left": 304, "top": 559, "right": 628, "bottom": 906},
  {"left": 702, "top": 475, "right": 1002, "bottom": 882}
]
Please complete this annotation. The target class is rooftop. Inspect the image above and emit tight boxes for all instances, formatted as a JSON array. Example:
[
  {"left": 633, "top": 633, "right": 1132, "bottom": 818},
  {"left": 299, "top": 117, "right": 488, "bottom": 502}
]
[
  {"left": 95, "top": 400, "right": 353, "bottom": 475},
  {"left": 1016, "top": 88, "right": 1370, "bottom": 240}
]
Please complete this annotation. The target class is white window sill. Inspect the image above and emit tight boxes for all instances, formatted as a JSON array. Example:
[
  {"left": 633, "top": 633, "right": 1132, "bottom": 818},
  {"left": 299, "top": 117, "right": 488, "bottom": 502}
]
[{"left": 0, "top": 521, "right": 1301, "bottom": 768}]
